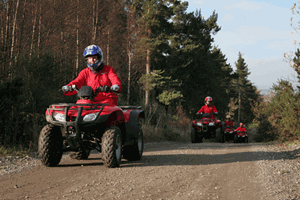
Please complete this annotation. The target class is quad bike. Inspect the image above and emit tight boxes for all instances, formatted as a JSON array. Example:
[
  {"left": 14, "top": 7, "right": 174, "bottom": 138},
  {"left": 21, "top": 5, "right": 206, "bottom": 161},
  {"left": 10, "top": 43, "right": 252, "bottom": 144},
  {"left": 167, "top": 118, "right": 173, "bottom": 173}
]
[
  {"left": 38, "top": 85, "right": 145, "bottom": 168},
  {"left": 191, "top": 113, "right": 223, "bottom": 143},
  {"left": 233, "top": 131, "right": 248, "bottom": 143},
  {"left": 223, "top": 124, "right": 235, "bottom": 142}
]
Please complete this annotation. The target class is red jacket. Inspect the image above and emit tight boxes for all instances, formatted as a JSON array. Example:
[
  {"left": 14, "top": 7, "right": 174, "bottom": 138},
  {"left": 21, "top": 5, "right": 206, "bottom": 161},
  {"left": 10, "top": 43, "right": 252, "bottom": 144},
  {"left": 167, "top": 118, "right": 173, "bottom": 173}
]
[
  {"left": 197, "top": 105, "right": 217, "bottom": 114},
  {"left": 235, "top": 127, "right": 247, "bottom": 132},
  {"left": 64, "top": 65, "right": 122, "bottom": 106},
  {"left": 224, "top": 120, "right": 233, "bottom": 126}
]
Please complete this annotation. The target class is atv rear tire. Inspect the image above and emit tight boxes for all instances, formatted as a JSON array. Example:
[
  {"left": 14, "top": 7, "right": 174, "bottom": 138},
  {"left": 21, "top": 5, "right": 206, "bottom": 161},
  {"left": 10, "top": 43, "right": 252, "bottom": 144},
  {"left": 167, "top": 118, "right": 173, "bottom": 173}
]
[
  {"left": 101, "top": 126, "right": 122, "bottom": 168},
  {"left": 69, "top": 149, "right": 91, "bottom": 160},
  {"left": 123, "top": 130, "right": 144, "bottom": 161},
  {"left": 233, "top": 134, "right": 238, "bottom": 143},
  {"left": 38, "top": 124, "right": 63, "bottom": 167}
]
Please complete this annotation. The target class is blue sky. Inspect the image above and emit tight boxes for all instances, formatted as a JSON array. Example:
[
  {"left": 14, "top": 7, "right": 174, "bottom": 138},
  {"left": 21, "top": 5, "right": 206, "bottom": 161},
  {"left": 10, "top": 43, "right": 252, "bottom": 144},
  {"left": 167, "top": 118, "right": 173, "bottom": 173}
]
[{"left": 185, "top": 0, "right": 298, "bottom": 89}]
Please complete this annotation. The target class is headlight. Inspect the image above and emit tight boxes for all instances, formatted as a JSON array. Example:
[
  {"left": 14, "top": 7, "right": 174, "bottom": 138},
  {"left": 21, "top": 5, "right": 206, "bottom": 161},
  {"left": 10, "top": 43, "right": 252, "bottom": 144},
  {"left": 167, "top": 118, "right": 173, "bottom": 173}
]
[
  {"left": 53, "top": 112, "right": 65, "bottom": 122},
  {"left": 209, "top": 122, "right": 215, "bottom": 126},
  {"left": 196, "top": 123, "right": 202, "bottom": 126},
  {"left": 83, "top": 113, "right": 98, "bottom": 122}
]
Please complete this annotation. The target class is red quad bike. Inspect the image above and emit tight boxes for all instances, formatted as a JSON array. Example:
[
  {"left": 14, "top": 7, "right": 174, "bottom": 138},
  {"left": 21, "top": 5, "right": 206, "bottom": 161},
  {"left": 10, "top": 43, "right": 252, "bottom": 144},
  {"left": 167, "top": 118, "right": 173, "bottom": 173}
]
[
  {"left": 223, "top": 124, "right": 235, "bottom": 142},
  {"left": 233, "top": 131, "right": 248, "bottom": 143},
  {"left": 191, "top": 113, "right": 223, "bottom": 143},
  {"left": 38, "top": 85, "right": 145, "bottom": 168}
]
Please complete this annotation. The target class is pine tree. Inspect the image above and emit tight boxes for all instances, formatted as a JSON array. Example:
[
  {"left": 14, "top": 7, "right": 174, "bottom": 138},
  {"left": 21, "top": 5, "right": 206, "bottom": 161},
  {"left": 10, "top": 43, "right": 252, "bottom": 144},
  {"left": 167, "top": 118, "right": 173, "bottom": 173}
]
[{"left": 233, "top": 52, "right": 258, "bottom": 124}]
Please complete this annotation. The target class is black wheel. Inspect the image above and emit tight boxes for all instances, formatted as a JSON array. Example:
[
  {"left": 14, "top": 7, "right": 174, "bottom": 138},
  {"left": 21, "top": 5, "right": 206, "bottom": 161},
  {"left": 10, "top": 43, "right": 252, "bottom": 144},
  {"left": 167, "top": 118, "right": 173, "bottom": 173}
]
[
  {"left": 191, "top": 128, "right": 197, "bottom": 143},
  {"left": 244, "top": 138, "right": 248, "bottom": 143},
  {"left": 123, "top": 130, "right": 144, "bottom": 161},
  {"left": 233, "top": 134, "right": 238, "bottom": 143},
  {"left": 101, "top": 126, "right": 122, "bottom": 168},
  {"left": 191, "top": 128, "right": 203, "bottom": 143},
  {"left": 69, "top": 149, "right": 91, "bottom": 160},
  {"left": 38, "top": 124, "right": 63, "bottom": 167}
]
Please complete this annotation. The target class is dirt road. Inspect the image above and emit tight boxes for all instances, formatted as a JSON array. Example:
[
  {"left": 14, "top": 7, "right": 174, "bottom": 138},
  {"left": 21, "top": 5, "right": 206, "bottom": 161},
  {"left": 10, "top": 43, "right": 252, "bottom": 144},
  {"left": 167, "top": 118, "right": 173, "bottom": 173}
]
[{"left": 0, "top": 142, "right": 274, "bottom": 200}]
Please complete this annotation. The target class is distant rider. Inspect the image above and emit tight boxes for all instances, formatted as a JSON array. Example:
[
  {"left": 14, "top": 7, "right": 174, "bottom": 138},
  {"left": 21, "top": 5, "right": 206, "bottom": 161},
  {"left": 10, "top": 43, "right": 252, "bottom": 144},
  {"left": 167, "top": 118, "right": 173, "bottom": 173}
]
[
  {"left": 62, "top": 45, "right": 122, "bottom": 106},
  {"left": 224, "top": 115, "right": 234, "bottom": 127},
  {"left": 235, "top": 123, "right": 247, "bottom": 133},
  {"left": 196, "top": 96, "right": 218, "bottom": 119}
]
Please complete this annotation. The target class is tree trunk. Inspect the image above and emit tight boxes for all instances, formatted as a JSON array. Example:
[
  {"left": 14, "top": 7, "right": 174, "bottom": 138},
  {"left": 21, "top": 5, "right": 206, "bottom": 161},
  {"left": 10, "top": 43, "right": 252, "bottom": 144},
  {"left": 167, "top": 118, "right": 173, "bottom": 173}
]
[
  {"left": 29, "top": 6, "right": 38, "bottom": 61},
  {"left": 92, "top": 0, "right": 98, "bottom": 43},
  {"left": 75, "top": 0, "right": 79, "bottom": 78},
  {"left": 37, "top": 5, "right": 42, "bottom": 57},
  {"left": 238, "top": 89, "right": 241, "bottom": 124},
  {"left": 16, "top": 0, "right": 27, "bottom": 65},
  {"left": 107, "top": 30, "right": 110, "bottom": 65},
  {"left": 145, "top": 48, "right": 150, "bottom": 107},
  {"left": 127, "top": 47, "right": 132, "bottom": 105},
  {"left": 9, "top": 0, "right": 20, "bottom": 79},
  {"left": 3, "top": 0, "right": 11, "bottom": 77}
]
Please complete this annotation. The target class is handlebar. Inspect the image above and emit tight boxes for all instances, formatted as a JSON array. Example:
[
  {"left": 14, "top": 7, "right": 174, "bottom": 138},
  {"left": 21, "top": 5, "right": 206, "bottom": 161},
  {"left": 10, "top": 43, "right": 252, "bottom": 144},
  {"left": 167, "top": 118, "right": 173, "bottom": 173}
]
[{"left": 63, "top": 85, "right": 118, "bottom": 94}]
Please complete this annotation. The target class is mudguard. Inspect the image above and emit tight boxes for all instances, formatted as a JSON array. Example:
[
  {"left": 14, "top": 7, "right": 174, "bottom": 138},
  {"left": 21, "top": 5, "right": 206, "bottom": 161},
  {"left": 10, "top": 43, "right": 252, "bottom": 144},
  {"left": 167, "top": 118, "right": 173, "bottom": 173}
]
[{"left": 121, "top": 107, "right": 144, "bottom": 143}]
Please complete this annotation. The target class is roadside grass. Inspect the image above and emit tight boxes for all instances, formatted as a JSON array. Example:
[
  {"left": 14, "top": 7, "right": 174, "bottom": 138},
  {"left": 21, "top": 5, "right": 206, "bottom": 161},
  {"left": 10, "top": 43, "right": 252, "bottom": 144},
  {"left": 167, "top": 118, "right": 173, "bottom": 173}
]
[
  {"left": 0, "top": 142, "right": 37, "bottom": 158},
  {"left": 143, "top": 124, "right": 190, "bottom": 143}
]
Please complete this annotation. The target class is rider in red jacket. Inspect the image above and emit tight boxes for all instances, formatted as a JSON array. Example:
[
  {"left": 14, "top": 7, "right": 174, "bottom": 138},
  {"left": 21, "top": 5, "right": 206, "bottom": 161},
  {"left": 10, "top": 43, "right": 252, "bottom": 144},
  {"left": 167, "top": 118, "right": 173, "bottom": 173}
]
[
  {"left": 196, "top": 96, "right": 218, "bottom": 118},
  {"left": 235, "top": 123, "right": 247, "bottom": 133},
  {"left": 62, "top": 45, "right": 122, "bottom": 106},
  {"left": 224, "top": 115, "right": 233, "bottom": 127}
]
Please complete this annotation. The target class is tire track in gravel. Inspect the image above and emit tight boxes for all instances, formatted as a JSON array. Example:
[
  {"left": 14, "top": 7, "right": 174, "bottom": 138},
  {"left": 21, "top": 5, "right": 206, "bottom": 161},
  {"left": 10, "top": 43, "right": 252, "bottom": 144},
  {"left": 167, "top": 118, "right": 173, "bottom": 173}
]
[{"left": 0, "top": 142, "right": 274, "bottom": 200}]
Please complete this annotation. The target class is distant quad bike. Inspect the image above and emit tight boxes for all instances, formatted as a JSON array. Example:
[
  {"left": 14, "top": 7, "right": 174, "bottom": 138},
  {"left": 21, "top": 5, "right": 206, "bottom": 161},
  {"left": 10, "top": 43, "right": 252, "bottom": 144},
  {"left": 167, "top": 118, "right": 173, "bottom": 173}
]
[
  {"left": 223, "top": 125, "right": 235, "bottom": 142},
  {"left": 38, "top": 85, "right": 145, "bottom": 168},
  {"left": 233, "top": 131, "right": 248, "bottom": 143},
  {"left": 191, "top": 113, "right": 223, "bottom": 143}
]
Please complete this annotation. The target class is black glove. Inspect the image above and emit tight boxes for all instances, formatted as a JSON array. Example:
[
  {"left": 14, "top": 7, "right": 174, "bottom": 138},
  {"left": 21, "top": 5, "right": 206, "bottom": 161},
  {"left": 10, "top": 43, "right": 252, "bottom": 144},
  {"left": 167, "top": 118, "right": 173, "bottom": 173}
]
[{"left": 98, "top": 85, "right": 110, "bottom": 93}]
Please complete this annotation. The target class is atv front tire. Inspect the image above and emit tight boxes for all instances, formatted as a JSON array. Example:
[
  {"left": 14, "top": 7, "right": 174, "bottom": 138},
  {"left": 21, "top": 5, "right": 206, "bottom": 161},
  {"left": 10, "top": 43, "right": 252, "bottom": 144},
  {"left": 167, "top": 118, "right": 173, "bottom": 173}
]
[
  {"left": 38, "top": 124, "right": 63, "bottom": 167},
  {"left": 101, "top": 126, "right": 122, "bottom": 168},
  {"left": 191, "top": 128, "right": 197, "bottom": 143},
  {"left": 123, "top": 130, "right": 144, "bottom": 161},
  {"left": 191, "top": 128, "right": 203, "bottom": 143}
]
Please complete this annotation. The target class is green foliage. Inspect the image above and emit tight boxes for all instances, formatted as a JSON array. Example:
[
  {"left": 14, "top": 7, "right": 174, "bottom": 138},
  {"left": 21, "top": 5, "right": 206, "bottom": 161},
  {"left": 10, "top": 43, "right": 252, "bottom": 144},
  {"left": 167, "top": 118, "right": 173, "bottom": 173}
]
[
  {"left": 252, "top": 79, "right": 300, "bottom": 142},
  {"left": 138, "top": 69, "right": 183, "bottom": 105},
  {"left": 157, "top": 90, "right": 183, "bottom": 106}
]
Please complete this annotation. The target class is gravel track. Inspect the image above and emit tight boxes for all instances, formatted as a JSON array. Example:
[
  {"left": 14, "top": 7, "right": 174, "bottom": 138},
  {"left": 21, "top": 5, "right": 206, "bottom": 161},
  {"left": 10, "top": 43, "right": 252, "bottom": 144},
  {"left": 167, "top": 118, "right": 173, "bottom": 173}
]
[{"left": 0, "top": 142, "right": 300, "bottom": 199}]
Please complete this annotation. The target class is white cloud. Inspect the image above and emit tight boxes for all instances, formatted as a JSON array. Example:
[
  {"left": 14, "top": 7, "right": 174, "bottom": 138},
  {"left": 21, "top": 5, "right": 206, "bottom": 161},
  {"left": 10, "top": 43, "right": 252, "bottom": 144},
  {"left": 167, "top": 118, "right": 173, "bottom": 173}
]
[
  {"left": 222, "top": 14, "right": 234, "bottom": 22},
  {"left": 223, "top": 1, "right": 263, "bottom": 11}
]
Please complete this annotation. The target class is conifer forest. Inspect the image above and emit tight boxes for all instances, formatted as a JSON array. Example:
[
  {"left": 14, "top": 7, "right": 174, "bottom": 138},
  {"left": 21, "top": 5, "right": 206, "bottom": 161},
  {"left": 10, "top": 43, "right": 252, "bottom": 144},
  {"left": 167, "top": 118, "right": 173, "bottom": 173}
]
[{"left": 0, "top": 0, "right": 298, "bottom": 148}]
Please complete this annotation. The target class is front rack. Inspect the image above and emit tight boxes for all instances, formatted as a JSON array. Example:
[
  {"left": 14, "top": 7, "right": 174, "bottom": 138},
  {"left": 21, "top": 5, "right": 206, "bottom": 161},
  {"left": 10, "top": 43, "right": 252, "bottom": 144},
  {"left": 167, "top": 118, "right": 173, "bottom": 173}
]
[{"left": 46, "top": 103, "right": 109, "bottom": 124}]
